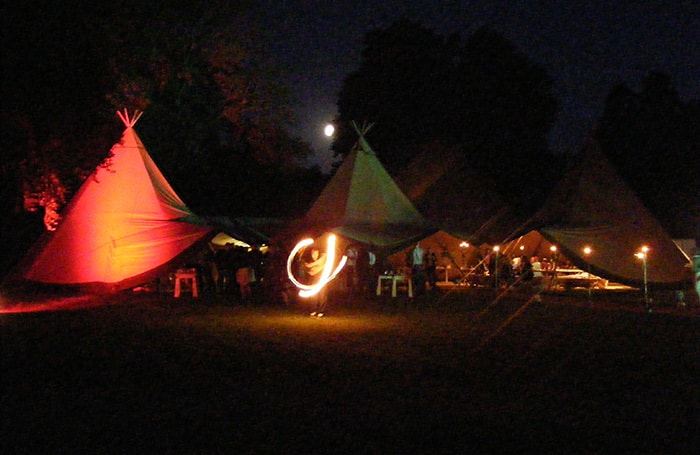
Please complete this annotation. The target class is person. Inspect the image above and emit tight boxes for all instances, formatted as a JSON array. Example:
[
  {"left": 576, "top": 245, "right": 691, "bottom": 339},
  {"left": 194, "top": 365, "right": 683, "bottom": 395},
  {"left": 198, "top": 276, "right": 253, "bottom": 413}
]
[
  {"left": 344, "top": 244, "right": 358, "bottom": 293},
  {"left": 520, "top": 255, "right": 533, "bottom": 282},
  {"left": 367, "top": 249, "right": 377, "bottom": 275},
  {"left": 235, "top": 265, "right": 254, "bottom": 304},
  {"left": 304, "top": 248, "right": 328, "bottom": 317},
  {"left": 695, "top": 252, "right": 700, "bottom": 302},
  {"left": 425, "top": 247, "right": 438, "bottom": 290},
  {"left": 531, "top": 256, "right": 544, "bottom": 299},
  {"left": 500, "top": 256, "right": 514, "bottom": 287},
  {"left": 532, "top": 256, "right": 543, "bottom": 278},
  {"left": 357, "top": 246, "right": 377, "bottom": 295},
  {"left": 215, "top": 245, "right": 236, "bottom": 294},
  {"left": 412, "top": 242, "right": 425, "bottom": 295}
]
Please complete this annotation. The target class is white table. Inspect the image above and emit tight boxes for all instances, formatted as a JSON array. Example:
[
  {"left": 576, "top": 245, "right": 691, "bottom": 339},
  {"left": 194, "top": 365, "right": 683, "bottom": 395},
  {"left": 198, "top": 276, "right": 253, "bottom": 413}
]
[
  {"left": 435, "top": 265, "right": 451, "bottom": 283},
  {"left": 376, "top": 274, "right": 413, "bottom": 297}
]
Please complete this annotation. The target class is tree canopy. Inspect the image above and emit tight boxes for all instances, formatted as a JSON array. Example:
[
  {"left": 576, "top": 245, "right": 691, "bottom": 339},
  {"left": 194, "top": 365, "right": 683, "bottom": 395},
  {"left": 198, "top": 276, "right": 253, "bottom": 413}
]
[
  {"left": 334, "top": 20, "right": 562, "bottom": 214},
  {"left": 1, "top": 1, "right": 320, "bottom": 226},
  {"left": 595, "top": 72, "right": 700, "bottom": 238}
]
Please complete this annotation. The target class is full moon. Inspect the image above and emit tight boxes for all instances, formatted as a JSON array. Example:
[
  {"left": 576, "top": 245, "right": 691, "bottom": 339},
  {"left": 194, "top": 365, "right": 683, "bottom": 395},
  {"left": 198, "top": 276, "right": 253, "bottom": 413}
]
[{"left": 324, "top": 124, "right": 335, "bottom": 137}]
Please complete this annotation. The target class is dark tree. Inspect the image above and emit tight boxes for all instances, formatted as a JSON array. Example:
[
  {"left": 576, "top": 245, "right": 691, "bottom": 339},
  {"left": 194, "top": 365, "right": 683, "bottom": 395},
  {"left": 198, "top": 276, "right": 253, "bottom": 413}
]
[
  {"left": 100, "top": 2, "right": 316, "bottom": 217},
  {"left": 335, "top": 20, "right": 457, "bottom": 173},
  {"left": 1, "top": 1, "right": 315, "bottom": 222},
  {"left": 0, "top": 1, "right": 319, "bottom": 276},
  {"left": 2, "top": 1, "right": 120, "bottom": 228},
  {"left": 596, "top": 72, "right": 700, "bottom": 238},
  {"left": 334, "top": 21, "right": 561, "bottom": 213}
]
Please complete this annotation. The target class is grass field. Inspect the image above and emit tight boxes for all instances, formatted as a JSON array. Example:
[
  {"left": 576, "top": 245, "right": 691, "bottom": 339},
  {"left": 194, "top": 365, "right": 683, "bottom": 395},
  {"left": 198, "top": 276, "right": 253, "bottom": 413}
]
[{"left": 2, "top": 287, "right": 698, "bottom": 453}]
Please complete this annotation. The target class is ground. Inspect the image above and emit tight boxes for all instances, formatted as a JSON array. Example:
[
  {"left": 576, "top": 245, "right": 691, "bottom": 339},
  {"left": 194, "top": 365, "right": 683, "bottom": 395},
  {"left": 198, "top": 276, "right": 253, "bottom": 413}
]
[{"left": 1, "top": 286, "right": 698, "bottom": 453}]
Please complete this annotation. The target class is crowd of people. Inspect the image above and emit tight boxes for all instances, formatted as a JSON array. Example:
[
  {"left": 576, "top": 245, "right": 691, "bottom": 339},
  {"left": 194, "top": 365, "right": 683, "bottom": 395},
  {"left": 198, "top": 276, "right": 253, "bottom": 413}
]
[
  {"left": 481, "top": 250, "right": 548, "bottom": 291},
  {"left": 174, "top": 237, "right": 559, "bottom": 311},
  {"left": 191, "top": 243, "right": 266, "bottom": 303}
]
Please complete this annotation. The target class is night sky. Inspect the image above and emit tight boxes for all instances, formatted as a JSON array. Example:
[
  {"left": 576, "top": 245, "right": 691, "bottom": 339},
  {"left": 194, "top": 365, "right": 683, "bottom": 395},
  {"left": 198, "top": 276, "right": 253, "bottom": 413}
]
[{"left": 251, "top": 1, "right": 699, "bottom": 172}]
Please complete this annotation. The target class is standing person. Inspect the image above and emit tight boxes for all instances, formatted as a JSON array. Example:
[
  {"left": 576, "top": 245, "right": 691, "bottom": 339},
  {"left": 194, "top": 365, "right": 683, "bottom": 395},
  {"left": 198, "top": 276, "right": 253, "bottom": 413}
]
[
  {"left": 235, "top": 265, "right": 254, "bottom": 304},
  {"left": 412, "top": 242, "right": 425, "bottom": 295},
  {"left": 425, "top": 247, "right": 438, "bottom": 290},
  {"left": 694, "top": 252, "right": 700, "bottom": 302},
  {"left": 531, "top": 256, "right": 544, "bottom": 299},
  {"left": 367, "top": 249, "right": 377, "bottom": 275},
  {"left": 344, "top": 244, "right": 358, "bottom": 293},
  {"left": 304, "top": 248, "right": 328, "bottom": 317},
  {"left": 500, "top": 256, "right": 514, "bottom": 287},
  {"left": 366, "top": 249, "right": 377, "bottom": 295},
  {"left": 520, "top": 255, "right": 533, "bottom": 282},
  {"left": 531, "top": 256, "right": 543, "bottom": 278},
  {"left": 356, "top": 246, "right": 377, "bottom": 295}
]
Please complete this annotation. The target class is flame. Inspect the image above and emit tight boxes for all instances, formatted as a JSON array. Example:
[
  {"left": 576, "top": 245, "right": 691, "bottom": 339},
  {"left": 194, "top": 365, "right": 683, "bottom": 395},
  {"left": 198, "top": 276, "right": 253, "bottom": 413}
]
[{"left": 287, "top": 234, "right": 347, "bottom": 298}]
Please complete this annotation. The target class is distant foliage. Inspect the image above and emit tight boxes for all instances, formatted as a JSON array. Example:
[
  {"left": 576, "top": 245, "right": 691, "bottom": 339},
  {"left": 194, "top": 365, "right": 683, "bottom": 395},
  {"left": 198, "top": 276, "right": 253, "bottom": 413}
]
[
  {"left": 335, "top": 20, "right": 561, "bottom": 213},
  {"left": 596, "top": 72, "right": 700, "bottom": 238},
  {"left": 2, "top": 1, "right": 316, "bottom": 226}
]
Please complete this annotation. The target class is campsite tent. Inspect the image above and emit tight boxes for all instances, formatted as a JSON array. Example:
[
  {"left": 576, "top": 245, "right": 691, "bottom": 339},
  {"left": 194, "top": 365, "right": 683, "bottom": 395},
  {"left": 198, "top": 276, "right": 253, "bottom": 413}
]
[
  {"left": 514, "top": 139, "right": 691, "bottom": 288},
  {"left": 396, "top": 144, "right": 518, "bottom": 245},
  {"left": 388, "top": 144, "right": 525, "bottom": 282},
  {"left": 299, "top": 123, "right": 436, "bottom": 251},
  {"left": 203, "top": 216, "right": 271, "bottom": 250},
  {"left": 14, "top": 110, "right": 214, "bottom": 292}
]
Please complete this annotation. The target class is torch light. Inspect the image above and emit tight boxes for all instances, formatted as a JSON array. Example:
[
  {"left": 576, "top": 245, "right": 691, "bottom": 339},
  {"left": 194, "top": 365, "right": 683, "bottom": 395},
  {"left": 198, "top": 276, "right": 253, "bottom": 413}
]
[
  {"left": 493, "top": 245, "right": 500, "bottom": 289},
  {"left": 459, "top": 241, "right": 469, "bottom": 268},
  {"left": 583, "top": 246, "right": 592, "bottom": 303},
  {"left": 635, "top": 245, "right": 650, "bottom": 309}
]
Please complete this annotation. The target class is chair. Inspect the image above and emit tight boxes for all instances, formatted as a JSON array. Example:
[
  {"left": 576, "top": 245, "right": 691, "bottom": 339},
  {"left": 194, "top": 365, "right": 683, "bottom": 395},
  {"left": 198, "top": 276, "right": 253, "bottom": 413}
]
[{"left": 174, "top": 268, "right": 199, "bottom": 298}]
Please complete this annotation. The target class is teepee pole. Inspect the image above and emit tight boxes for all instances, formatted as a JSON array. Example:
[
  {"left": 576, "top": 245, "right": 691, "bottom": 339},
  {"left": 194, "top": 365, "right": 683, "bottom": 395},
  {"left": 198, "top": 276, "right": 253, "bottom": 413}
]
[{"left": 116, "top": 108, "right": 143, "bottom": 128}]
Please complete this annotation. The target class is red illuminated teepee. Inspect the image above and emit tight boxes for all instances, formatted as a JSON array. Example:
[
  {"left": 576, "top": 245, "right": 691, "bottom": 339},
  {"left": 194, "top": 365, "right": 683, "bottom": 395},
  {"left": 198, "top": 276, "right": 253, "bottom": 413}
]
[{"left": 18, "top": 109, "right": 213, "bottom": 291}]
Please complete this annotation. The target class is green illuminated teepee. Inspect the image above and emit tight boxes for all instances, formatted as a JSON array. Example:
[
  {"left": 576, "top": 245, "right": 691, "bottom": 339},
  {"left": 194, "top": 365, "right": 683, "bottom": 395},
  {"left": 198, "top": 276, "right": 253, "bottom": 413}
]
[{"left": 302, "top": 122, "right": 435, "bottom": 250}]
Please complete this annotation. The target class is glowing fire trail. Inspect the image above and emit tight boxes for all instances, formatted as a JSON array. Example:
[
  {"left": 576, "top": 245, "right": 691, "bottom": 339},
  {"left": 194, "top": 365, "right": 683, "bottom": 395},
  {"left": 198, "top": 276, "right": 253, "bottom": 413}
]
[{"left": 287, "top": 234, "right": 347, "bottom": 298}]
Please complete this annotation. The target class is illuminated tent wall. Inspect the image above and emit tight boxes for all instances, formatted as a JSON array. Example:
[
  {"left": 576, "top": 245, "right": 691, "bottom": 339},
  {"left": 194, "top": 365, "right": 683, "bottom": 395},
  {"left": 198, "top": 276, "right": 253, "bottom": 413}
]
[
  {"left": 301, "top": 122, "right": 436, "bottom": 251},
  {"left": 204, "top": 216, "right": 272, "bottom": 250},
  {"left": 16, "top": 110, "right": 213, "bottom": 292},
  {"left": 518, "top": 139, "right": 691, "bottom": 288},
  {"left": 392, "top": 144, "right": 524, "bottom": 277},
  {"left": 499, "top": 230, "right": 565, "bottom": 262},
  {"left": 387, "top": 230, "right": 484, "bottom": 278}
]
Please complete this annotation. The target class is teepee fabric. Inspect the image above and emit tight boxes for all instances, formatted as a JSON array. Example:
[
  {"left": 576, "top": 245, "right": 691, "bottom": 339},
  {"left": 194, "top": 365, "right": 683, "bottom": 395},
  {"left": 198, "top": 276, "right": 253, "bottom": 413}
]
[
  {"left": 302, "top": 123, "right": 435, "bottom": 250},
  {"left": 21, "top": 110, "right": 212, "bottom": 290},
  {"left": 524, "top": 140, "right": 690, "bottom": 287}
]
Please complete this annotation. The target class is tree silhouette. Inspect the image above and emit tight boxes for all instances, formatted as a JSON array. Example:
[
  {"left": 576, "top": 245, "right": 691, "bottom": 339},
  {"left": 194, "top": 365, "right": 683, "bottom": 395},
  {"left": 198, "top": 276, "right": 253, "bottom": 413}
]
[
  {"left": 334, "top": 21, "right": 561, "bottom": 214},
  {"left": 596, "top": 72, "right": 700, "bottom": 238},
  {"left": 2, "top": 1, "right": 315, "bottom": 224}
]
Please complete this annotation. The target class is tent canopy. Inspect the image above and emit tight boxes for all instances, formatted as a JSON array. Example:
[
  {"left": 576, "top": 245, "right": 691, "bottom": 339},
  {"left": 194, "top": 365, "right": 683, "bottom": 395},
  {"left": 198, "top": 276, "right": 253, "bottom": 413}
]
[
  {"left": 203, "top": 216, "right": 272, "bottom": 249},
  {"left": 300, "top": 122, "right": 436, "bottom": 251},
  {"left": 14, "top": 109, "right": 213, "bottom": 292},
  {"left": 516, "top": 139, "right": 691, "bottom": 287}
]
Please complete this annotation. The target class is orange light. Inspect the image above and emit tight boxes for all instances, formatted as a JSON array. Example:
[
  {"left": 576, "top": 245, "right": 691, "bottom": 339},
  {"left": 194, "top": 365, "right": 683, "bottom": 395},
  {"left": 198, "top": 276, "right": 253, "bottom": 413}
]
[
  {"left": 635, "top": 245, "right": 650, "bottom": 260},
  {"left": 287, "top": 234, "right": 347, "bottom": 298}
]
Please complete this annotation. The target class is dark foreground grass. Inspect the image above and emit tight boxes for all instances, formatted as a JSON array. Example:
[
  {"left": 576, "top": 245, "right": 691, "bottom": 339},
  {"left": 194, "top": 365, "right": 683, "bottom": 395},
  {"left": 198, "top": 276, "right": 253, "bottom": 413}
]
[{"left": 2, "top": 288, "right": 699, "bottom": 453}]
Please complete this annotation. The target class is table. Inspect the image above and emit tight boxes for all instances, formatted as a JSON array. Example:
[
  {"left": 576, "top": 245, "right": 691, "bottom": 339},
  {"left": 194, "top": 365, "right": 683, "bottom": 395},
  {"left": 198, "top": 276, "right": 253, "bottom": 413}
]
[
  {"left": 376, "top": 274, "right": 413, "bottom": 298},
  {"left": 174, "top": 269, "right": 199, "bottom": 298},
  {"left": 555, "top": 273, "right": 607, "bottom": 290},
  {"left": 436, "top": 266, "right": 451, "bottom": 284}
]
